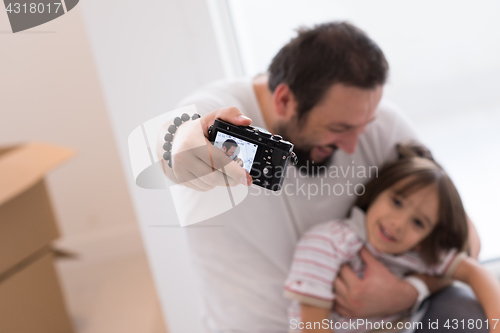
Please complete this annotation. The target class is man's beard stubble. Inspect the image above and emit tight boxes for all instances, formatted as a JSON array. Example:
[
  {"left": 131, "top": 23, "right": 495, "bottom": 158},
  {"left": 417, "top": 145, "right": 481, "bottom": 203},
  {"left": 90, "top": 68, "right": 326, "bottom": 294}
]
[{"left": 274, "top": 120, "right": 337, "bottom": 177}]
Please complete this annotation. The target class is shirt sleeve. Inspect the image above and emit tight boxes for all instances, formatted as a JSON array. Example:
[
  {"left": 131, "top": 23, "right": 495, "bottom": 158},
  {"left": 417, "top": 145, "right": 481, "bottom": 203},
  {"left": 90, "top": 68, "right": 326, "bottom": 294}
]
[
  {"left": 175, "top": 90, "right": 225, "bottom": 117},
  {"left": 175, "top": 81, "right": 249, "bottom": 117},
  {"left": 423, "top": 249, "right": 468, "bottom": 278},
  {"left": 359, "top": 100, "right": 421, "bottom": 168},
  {"left": 284, "top": 222, "right": 363, "bottom": 309}
]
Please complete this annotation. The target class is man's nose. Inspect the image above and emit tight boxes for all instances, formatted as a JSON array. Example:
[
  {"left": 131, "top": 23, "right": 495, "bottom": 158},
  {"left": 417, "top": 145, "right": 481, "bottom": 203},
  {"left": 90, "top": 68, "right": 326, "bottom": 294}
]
[
  {"left": 339, "top": 123, "right": 371, "bottom": 154},
  {"left": 337, "top": 131, "right": 360, "bottom": 155}
]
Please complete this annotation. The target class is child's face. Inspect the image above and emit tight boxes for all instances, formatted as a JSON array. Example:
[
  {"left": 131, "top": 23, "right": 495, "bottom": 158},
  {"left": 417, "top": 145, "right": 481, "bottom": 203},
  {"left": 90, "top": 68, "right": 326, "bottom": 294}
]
[{"left": 365, "top": 181, "right": 439, "bottom": 255}]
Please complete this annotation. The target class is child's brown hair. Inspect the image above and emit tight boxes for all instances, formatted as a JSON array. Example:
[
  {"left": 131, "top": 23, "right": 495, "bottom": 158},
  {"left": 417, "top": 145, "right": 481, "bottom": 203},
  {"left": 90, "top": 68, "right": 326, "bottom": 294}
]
[{"left": 355, "top": 143, "right": 469, "bottom": 265}]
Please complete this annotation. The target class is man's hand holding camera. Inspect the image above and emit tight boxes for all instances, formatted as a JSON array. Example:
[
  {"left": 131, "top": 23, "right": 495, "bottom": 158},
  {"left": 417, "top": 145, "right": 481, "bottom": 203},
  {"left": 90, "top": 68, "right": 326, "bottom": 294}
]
[{"left": 158, "top": 106, "right": 253, "bottom": 191}]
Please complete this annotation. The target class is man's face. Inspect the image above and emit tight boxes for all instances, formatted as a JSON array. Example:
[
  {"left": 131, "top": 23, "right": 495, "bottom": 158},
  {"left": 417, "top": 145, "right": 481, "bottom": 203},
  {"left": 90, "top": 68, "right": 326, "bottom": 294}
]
[
  {"left": 275, "top": 84, "right": 383, "bottom": 171},
  {"left": 223, "top": 145, "right": 237, "bottom": 158}
]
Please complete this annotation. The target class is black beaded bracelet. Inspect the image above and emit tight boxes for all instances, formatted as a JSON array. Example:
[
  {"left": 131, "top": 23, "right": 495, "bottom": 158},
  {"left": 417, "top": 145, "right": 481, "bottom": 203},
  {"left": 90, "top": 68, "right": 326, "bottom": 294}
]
[{"left": 163, "top": 113, "right": 200, "bottom": 168}]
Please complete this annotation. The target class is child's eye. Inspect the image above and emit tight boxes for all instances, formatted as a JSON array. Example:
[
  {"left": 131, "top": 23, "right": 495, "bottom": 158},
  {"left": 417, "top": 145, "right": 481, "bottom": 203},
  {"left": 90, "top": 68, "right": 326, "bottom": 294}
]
[
  {"left": 392, "top": 197, "right": 402, "bottom": 207},
  {"left": 413, "top": 218, "right": 424, "bottom": 229}
]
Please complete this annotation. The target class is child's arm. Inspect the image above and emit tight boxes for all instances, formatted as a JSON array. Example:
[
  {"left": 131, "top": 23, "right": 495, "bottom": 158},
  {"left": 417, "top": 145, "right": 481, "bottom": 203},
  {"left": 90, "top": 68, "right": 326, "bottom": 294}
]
[
  {"left": 453, "top": 257, "right": 500, "bottom": 332},
  {"left": 300, "top": 304, "right": 331, "bottom": 332}
]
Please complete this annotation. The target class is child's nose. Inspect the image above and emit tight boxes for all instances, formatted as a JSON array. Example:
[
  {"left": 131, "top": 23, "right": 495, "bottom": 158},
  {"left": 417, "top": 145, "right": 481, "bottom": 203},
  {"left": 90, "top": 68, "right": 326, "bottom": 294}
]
[{"left": 389, "top": 214, "right": 408, "bottom": 233}]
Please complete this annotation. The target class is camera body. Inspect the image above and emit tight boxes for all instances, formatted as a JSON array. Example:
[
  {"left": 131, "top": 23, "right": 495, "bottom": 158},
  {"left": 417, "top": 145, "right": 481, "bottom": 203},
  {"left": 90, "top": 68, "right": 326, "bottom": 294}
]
[{"left": 208, "top": 119, "right": 297, "bottom": 191}]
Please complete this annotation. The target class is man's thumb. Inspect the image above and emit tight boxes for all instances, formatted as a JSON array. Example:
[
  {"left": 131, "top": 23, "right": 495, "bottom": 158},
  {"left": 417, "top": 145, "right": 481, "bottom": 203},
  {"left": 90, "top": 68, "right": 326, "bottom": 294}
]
[
  {"left": 360, "top": 247, "right": 378, "bottom": 267},
  {"left": 218, "top": 107, "right": 252, "bottom": 126},
  {"left": 200, "top": 106, "right": 252, "bottom": 138}
]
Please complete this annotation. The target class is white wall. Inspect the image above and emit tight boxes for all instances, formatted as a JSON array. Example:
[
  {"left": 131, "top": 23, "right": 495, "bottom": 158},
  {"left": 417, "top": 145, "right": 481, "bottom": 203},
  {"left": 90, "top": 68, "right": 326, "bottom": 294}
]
[
  {"left": 79, "top": 0, "right": 227, "bottom": 331},
  {"left": 0, "top": 4, "right": 137, "bottom": 244},
  {"left": 229, "top": 0, "right": 500, "bottom": 110}
]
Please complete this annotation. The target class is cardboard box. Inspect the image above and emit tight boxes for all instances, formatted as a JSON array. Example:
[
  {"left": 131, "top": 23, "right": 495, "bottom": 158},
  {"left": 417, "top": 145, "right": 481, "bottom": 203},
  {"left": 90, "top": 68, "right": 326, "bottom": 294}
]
[
  {"left": 0, "top": 142, "right": 75, "bottom": 333},
  {"left": 0, "top": 250, "right": 74, "bottom": 333}
]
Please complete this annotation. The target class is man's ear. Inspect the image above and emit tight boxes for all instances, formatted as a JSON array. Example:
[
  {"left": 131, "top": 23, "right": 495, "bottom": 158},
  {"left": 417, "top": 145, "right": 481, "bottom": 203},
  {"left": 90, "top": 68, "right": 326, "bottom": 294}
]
[{"left": 272, "top": 83, "right": 297, "bottom": 121}]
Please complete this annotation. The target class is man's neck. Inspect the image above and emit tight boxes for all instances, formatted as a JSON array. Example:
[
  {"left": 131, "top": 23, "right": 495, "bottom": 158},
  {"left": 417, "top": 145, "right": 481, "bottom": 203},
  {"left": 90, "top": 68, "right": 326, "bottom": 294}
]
[{"left": 252, "top": 74, "right": 276, "bottom": 132}]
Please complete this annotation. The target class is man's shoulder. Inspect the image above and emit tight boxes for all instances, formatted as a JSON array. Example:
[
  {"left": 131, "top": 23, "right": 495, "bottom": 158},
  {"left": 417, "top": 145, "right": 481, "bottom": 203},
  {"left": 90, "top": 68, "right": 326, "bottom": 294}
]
[
  {"left": 192, "top": 77, "right": 253, "bottom": 96},
  {"left": 357, "top": 100, "right": 420, "bottom": 166},
  {"left": 373, "top": 100, "right": 413, "bottom": 131}
]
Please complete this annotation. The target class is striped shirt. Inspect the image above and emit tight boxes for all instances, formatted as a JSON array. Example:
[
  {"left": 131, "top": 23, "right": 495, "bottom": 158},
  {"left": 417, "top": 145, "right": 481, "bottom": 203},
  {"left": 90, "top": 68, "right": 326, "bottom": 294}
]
[{"left": 284, "top": 206, "right": 465, "bottom": 333}]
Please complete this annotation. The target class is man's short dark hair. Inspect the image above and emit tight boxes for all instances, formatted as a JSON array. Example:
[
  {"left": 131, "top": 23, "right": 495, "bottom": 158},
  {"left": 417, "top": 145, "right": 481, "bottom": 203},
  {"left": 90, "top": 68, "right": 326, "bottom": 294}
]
[
  {"left": 268, "top": 21, "right": 389, "bottom": 120},
  {"left": 222, "top": 139, "right": 238, "bottom": 151}
]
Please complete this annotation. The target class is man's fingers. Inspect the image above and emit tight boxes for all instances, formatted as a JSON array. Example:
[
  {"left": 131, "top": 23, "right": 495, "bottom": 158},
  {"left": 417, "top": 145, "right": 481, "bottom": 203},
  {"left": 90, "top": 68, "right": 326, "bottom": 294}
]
[
  {"left": 200, "top": 106, "right": 252, "bottom": 137},
  {"left": 215, "top": 106, "right": 252, "bottom": 126},
  {"left": 333, "top": 302, "right": 353, "bottom": 318},
  {"left": 174, "top": 151, "right": 246, "bottom": 187},
  {"left": 171, "top": 117, "right": 251, "bottom": 186},
  {"left": 175, "top": 140, "right": 250, "bottom": 186},
  {"left": 333, "top": 277, "right": 350, "bottom": 309},
  {"left": 194, "top": 166, "right": 243, "bottom": 188},
  {"left": 334, "top": 273, "right": 348, "bottom": 296},
  {"left": 360, "top": 247, "right": 381, "bottom": 267},
  {"left": 338, "top": 264, "right": 360, "bottom": 289},
  {"left": 162, "top": 108, "right": 253, "bottom": 190},
  {"left": 204, "top": 143, "right": 251, "bottom": 185},
  {"left": 180, "top": 178, "right": 212, "bottom": 192},
  {"left": 172, "top": 142, "right": 249, "bottom": 187},
  {"left": 183, "top": 170, "right": 217, "bottom": 191}
]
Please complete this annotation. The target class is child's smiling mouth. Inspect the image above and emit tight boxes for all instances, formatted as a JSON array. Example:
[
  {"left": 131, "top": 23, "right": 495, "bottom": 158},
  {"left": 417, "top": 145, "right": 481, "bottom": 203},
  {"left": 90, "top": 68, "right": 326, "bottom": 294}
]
[{"left": 378, "top": 224, "right": 397, "bottom": 242}]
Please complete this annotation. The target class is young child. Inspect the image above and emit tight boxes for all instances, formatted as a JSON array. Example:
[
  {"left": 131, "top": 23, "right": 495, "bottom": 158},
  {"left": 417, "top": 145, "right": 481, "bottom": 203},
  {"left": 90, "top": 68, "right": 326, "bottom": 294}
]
[{"left": 284, "top": 144, "right": 500, "bottom": 333}]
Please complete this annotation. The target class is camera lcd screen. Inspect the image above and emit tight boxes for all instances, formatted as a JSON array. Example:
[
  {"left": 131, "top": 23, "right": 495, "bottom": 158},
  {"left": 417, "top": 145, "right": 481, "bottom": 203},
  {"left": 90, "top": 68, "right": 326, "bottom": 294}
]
[{"left": 214, "top": 132, "right": 258, "bottom": 174}]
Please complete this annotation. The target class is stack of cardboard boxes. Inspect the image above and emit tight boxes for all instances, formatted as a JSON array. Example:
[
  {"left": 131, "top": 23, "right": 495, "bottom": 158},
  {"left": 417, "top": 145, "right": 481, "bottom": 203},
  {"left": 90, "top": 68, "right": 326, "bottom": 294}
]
[{"left": 0, "top": 143, "right": 75, "bottom": 333}]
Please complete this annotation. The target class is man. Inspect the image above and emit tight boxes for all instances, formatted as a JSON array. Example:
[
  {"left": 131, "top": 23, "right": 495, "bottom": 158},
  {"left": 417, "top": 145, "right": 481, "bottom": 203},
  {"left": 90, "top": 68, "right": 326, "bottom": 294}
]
[
  {"left": 160, "top": 22, "right": 484, "bottom": 332},
  {"left": 221, "top": 139, "right": 238, "bottom": 158}
]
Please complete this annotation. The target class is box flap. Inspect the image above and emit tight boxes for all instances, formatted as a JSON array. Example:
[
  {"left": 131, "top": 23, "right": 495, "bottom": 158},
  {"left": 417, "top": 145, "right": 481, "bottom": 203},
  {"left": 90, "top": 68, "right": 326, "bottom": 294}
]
[
  {"left": 0, "top": 180, "right": 60, "bottom": 276},
  {"left": 0, "top": 146, "right": 16, "bottom": 157},
  {"left": 0, "top": 142, "right": 75, "bottom": 206}
]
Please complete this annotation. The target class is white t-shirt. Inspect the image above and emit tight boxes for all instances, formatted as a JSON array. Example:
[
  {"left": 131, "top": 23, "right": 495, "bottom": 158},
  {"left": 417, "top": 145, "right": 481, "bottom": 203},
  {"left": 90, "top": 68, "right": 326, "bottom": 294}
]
[
  {"left": 285, "top": 206, "right": 465, "bottom": 333},
  {"left": 175, "top": 78, "right": 419, "bottom": 332}
]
